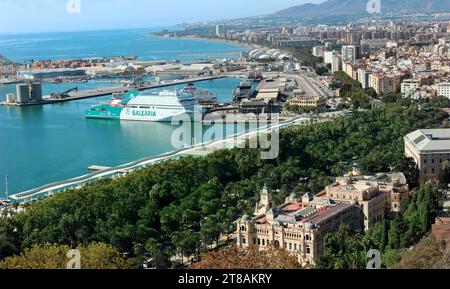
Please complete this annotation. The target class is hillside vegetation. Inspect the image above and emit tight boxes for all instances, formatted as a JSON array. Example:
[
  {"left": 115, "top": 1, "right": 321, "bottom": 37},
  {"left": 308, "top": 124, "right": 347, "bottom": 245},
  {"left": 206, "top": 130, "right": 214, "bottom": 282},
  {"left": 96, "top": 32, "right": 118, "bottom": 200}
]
[{"left": 0, "top": 100, "right": 448, "bottom": 268}]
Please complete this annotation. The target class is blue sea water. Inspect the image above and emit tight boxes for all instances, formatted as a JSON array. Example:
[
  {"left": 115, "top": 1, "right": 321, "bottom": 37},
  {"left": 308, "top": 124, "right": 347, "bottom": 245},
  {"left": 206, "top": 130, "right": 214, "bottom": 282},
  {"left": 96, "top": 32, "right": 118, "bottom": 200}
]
[
  {"left": 0, "top": 29, "right": 248, "bottom": 196},
  {"left": 0, "top": 28, "right": 247, "bottom": 62}
]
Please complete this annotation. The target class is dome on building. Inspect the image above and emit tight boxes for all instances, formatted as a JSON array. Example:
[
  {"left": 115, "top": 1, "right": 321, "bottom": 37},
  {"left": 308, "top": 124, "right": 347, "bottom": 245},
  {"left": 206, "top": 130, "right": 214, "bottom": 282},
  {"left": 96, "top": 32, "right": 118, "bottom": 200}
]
[
  {"left": 242, "top": 214, "right": 251, "bottom": 221},
  {"left": 258, "top": 54, "right": 271, "bottom": 60},
  {"left": 352, "top": 162, "right": 362, "bottom": 175}
]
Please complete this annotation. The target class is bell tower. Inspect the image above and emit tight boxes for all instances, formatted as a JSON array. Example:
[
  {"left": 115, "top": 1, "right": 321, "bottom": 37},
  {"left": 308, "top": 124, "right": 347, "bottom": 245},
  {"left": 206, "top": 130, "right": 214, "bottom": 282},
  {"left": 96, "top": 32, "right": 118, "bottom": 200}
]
[{"left": 254, "top": 185, "right": 274, "bottom": 216}]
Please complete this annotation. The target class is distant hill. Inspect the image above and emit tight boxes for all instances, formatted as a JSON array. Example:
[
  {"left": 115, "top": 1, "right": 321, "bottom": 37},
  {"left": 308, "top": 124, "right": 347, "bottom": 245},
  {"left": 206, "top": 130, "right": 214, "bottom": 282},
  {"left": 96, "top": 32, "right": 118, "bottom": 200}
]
[{"left": 273, "top": 0, "right": 450, "bottom": 17}]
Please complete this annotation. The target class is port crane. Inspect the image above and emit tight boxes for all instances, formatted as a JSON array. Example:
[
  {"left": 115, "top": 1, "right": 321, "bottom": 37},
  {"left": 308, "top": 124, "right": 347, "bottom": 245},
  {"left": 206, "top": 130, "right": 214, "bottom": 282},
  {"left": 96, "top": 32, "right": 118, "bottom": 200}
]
[
  {"left": 50, "top": 87, "right": 78, "bottom": 99},
  {"left": 24, "top": 59, "right": 34, "bottom": 69}
]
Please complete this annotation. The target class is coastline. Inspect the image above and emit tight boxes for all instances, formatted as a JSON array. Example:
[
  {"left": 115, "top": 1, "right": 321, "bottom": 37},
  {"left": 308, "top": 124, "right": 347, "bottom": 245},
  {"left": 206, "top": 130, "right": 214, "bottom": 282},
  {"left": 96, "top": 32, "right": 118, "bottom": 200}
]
[
  {"left": 148, "top": 33, "right": 258, "bottom": 52},
  {"left": 0, "top": 32, "right": 260, "bottom": 198},
  {"left": 9, "top": 115, "right": 303, "bottom": 203}
]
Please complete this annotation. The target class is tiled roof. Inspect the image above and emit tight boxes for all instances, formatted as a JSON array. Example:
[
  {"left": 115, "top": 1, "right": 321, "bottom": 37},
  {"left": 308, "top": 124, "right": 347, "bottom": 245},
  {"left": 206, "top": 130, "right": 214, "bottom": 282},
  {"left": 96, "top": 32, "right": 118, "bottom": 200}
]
[
  {"left": 304, "top": 203, "right": 354, "bottom": 225},
  {"left": 280, "top": 202, "right": 305, "bottom": 214}
]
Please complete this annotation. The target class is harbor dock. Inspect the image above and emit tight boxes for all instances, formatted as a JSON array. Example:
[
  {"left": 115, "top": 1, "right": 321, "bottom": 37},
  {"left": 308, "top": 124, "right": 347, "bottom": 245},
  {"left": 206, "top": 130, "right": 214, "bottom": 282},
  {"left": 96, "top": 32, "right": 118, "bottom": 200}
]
[{"left": 0, "top": 76, "right": 225, "bottom": 107}]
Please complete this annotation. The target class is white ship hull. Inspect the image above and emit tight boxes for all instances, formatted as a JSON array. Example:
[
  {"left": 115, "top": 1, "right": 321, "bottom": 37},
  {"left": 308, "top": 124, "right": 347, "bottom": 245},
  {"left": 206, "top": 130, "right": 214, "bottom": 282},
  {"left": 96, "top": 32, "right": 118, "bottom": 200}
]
[
  {"left": 119, "top": 107, "right": 201, "bottom": 122},
  {"left": 87, "top": 90, "right": 204, "bottom": 122}
]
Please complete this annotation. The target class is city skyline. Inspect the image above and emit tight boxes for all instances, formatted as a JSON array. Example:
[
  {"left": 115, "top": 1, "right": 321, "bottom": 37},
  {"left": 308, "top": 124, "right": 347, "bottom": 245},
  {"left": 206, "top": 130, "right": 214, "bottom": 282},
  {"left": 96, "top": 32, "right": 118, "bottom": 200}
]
[{"left": 0, "top": 0, "right": 325, "bottom": 35}]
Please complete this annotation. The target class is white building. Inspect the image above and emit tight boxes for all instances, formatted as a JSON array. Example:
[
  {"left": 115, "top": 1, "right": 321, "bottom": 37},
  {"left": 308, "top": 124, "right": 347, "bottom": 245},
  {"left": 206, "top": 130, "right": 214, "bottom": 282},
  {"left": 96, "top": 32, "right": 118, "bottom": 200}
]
[
  {"left": 324, "top": 51, "right": 335, "bottom": 65},
  {"left": 254, "top": 186, "right": 275, "bottom": 216},
  {"left": 312, "top": 46, "right": 325, "bottom": 58},
  {"left": 405, "top": 129, "right": 450, "bottom": 184},
  {"left": 437, "top": 82, "right": 450, "bottom": 99},
  {"left": 401, "top": 79, "right": 420, "bottom": 97},
  {"left": 332, "top": 54, "right": 342, "bottom": 73},
  {"left": 358, "top": 68, "right": 370, "bottom": 89},
  {"left": 216, "top": 24, "right": 225, "bottom": 38}
]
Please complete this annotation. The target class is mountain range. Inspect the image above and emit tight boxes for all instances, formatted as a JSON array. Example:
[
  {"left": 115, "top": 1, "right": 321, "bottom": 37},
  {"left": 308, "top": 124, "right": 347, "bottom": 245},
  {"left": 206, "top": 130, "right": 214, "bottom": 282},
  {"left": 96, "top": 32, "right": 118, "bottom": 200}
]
[{"left": 273, "top": 0, "right": 450, "bottom": 18}]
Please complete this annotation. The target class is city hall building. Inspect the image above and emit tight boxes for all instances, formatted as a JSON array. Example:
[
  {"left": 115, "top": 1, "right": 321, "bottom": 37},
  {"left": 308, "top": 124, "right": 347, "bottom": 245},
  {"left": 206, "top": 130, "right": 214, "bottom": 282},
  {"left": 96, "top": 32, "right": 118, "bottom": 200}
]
[
  {"left": 235, "top": 170, "right": 410, "bottom": 265},
  {"left": 235, "top": 187, "right": 362, "bottom": 266}
]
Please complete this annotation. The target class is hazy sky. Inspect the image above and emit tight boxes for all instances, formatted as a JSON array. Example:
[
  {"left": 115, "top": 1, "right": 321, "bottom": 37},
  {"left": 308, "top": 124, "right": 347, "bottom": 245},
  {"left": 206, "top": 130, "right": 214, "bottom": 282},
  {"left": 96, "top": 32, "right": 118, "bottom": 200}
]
[{"left": 0, "top": 0, "right": 325, "bottom": 34}]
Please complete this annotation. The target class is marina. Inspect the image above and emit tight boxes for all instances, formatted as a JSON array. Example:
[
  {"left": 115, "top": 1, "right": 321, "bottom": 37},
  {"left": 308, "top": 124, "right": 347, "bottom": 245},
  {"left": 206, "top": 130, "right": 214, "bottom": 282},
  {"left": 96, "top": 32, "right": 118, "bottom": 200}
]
[
  {"left": 0, "top": 28, "right": 303, "bottom": 198},
  {"left": 0, "top": 76, "right": 243, "bottom": 195}
]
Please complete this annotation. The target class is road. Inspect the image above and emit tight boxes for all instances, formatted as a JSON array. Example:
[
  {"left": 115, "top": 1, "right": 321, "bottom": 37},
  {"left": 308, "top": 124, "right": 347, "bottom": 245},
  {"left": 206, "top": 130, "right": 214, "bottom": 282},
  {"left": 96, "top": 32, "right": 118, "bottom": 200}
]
[
  {"left": 291, "top": 71, "right": 333, "bottom": 98},
  {"left": 258, "top": 71, "right": 333, "bottom": 98}
]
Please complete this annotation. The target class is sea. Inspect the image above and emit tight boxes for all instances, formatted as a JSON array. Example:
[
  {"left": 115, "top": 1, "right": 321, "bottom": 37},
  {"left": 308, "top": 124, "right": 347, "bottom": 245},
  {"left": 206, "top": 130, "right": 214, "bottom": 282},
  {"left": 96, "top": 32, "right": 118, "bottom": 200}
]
[
  {"left": 0, "top": 28, "right": 249, "bottom": 196},
  {"left": 0, "top": 28, "right": 246, "bottom": 62}
]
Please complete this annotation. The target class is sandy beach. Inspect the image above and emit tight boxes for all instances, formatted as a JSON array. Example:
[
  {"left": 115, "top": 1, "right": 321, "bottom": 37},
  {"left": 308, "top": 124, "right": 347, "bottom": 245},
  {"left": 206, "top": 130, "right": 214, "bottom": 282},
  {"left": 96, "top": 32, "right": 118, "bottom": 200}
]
[{"left": 147, "top": 33, "right": 259, "bottom": 52}]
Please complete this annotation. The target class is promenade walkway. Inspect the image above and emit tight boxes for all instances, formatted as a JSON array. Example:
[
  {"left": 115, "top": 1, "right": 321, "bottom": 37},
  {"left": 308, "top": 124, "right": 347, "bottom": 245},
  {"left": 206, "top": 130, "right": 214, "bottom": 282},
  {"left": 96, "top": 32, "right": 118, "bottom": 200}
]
[{"left": 10, "top": 116, "right": 308, "bottom": 203}]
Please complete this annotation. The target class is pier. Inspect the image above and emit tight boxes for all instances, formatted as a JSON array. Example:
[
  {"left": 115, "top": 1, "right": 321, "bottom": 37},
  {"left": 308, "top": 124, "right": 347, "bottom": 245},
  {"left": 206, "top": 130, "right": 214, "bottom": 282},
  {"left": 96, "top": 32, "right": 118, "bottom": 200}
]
[
  {"left": 0, "top": 80, "right": 22, "bottom": 85},
  {"left": 0, "top": 75, "right": 226, "bottom": 107}
]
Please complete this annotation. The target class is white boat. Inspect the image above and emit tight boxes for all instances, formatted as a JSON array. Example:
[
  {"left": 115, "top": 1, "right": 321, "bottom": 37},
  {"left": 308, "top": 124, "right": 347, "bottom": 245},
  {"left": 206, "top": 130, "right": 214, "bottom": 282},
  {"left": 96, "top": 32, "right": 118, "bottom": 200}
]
[{"left": 86, "top": 90, "right": 204, "bottom": 122}]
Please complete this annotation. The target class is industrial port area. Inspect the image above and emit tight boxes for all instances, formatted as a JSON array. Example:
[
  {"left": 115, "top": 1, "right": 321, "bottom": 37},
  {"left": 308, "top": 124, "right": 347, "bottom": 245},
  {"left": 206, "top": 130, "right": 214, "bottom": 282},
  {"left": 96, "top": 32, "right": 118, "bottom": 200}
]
[
  {"left": 0, "top": 42, "right": 337, "bottom": 202},
  {"left": 0, "top": 46, "right": 333, "bottom": 117}
]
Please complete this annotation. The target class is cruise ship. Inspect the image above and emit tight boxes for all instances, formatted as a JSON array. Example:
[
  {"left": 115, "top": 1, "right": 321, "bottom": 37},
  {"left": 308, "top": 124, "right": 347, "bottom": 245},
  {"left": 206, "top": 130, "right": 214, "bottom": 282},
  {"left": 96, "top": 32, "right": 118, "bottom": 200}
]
[{"left": 86, "top": 90, "right": 203, "bottom": 122}]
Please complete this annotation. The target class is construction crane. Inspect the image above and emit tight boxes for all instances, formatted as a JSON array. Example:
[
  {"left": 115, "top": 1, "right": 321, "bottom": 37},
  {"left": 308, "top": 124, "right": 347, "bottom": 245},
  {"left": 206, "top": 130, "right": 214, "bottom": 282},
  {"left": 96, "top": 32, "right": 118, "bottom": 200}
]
[{"left": 24, "top": 59, "right": 34, "bottom": 69}]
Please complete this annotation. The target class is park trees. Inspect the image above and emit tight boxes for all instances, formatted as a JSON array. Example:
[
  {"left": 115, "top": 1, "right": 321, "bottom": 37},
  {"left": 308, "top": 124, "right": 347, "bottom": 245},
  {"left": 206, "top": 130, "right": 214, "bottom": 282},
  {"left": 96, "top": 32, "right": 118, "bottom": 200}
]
[
  {"left": 394, "top": 236, "right": 448, "bottom": 269},
  {"left": 439, "top": 161, "right": 450, "bottom": 188},
  {"left": 315, "top": 225, "right": 366, "bottom": 269},
  {"left": 0, "top": 99, "right": 448, "bottom": 269},
  {"left": 0, "top": 243, "right": 128, "bottom": 269},
  {"left": 191, "top": 244, "right": 302, "bottom": 269}
]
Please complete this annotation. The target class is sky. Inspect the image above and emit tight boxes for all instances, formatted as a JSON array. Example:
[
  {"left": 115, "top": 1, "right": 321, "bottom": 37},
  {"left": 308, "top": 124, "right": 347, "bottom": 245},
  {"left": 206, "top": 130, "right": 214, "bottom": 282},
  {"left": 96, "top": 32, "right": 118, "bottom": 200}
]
[{"left": 0, "top": 0, "right": 325, "bottom": 35}]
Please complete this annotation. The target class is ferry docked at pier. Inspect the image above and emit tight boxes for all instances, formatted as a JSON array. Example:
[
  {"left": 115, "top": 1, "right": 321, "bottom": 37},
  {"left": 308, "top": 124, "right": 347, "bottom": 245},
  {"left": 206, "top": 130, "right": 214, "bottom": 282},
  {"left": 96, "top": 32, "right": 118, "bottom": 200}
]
[{"left": 86, "top": 90, "right": 204, "bottom": 122}]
